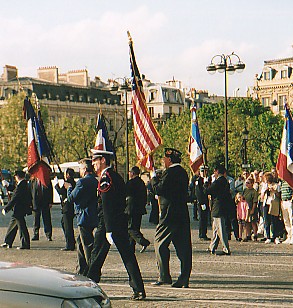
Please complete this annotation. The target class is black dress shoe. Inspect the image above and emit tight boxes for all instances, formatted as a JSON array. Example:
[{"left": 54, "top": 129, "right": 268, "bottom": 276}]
[
  {"left": 151, "top": 281, "right": 172, "bottom": 286},
  {"left": 129, "top": 291, "right": 146, "bottom": 300},
  {"left": 17, "top": 246, "right": 30, "bottom": 250},
  {"left": 31, "top": 236, "right": 39, "bottom": 241},
  {"left": 47, "top": 237, "right": 52, "bottom": 241},
  {"left": 172, "top": 281, "right": 189, "bottom": 288},
  {"left": 200, "top": 237, "right": 211, "bottom": 241},
  {"left": 61, "top": 247, "right": 75, "bottom": 251},
  {"left": 206, "top": 248, "right": 215, "bottom": 255}
]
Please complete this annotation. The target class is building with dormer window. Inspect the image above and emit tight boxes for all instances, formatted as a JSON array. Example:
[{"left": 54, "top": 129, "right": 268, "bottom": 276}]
[{"left": 253, "top": 57, "right": 293, "bottom": 114}]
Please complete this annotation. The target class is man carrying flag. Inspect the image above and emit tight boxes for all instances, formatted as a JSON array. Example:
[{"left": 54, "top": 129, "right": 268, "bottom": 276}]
[
  {"left": 128, "top": 31, "right": 162, "bottom": 171},
  {"left": 23, "top": 97, "right": 53, "bottom": 241},
  {"left": 276, "top": 103, "right": 293, "bottom": 244}
]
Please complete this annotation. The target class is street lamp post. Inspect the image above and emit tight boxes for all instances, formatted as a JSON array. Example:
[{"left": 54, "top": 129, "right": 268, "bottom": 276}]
[
  {"left": 241, "top": 126, "right": 250, "bottom": 170},
  {"left": 207, "top": 52, "right": 245, "bottom": 171},
  {"left": 110, "top": 78, "right": 131, "bottom": 182}
]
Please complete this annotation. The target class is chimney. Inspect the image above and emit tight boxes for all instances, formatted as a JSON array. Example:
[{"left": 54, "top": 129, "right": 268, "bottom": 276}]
[
  {"left": 2, "top": 65, "right": 18, "bottom": 81},
  {"left": 37, "top": 66, "right": 59, "bottom": 83}
]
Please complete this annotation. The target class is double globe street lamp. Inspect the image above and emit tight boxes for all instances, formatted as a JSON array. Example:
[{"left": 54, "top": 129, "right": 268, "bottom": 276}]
[{"left": 206, "top": 52, "right": 245, "bottom": 170}]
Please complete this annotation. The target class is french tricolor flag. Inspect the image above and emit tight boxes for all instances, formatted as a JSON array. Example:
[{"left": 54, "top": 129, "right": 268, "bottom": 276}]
[
  {"left": 276, "top": 104, "right": 293, "bottom": 188},
  {"left": 24, "top": 98, "right": 51, "bottom": 187},
  {"left": 188, "top": 105, "right": 203, "bottom": 173}
]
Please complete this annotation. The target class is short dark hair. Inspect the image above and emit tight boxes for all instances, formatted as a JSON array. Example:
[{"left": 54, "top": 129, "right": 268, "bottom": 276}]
[
  {"left": 66, "top": 168, "right": 75, "bottom": 178},
  {"left": 130, "top": 166, "right": 140, "bottom": 176},
  {"left": 14, "top": 170, "right": 25, "bottom": 178},
  {"left": 215, "top": 165, "right": 226, "bottom": 175}
]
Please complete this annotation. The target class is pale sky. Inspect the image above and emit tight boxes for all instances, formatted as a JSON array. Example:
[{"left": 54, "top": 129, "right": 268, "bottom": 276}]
[{"left": 1, "top": 0, "right": 293, "bottom": 96}]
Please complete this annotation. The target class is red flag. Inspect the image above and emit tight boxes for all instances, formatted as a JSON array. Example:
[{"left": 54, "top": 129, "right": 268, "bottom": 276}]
[
  {"left": 23, "top": 98, "right": 51, "bottom": 187},
  {"left": 128, "top": 32, "right": 162, "bottom": 171}
]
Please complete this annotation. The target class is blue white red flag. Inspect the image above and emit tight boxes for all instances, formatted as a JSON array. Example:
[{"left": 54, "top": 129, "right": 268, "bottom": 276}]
[
  {"left": 93, "top": 112, "right": 115, "bottom": 154},
  {"left": 128, "top": 31, "right": 162, "bottom": 171},
  {"left": 23, "top": 97, "right": 51, "bottom": 187},
  {"left": 276, "top": 104, "right": 293, "bottom": 188},
  {"left": 188, "top": 105, "right": 203, "bottom": 173}
]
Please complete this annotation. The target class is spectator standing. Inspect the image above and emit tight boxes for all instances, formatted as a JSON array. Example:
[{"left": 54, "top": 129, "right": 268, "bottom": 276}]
[
  {"left": 235, "top": 174, "right": 244, "bottom": 194},
  {"left": 235, "top": 192, "right": 249, "bottom": 241},
  {"left": 243, "top": 179, "right": 258, "bottom": 241},
  {"left": 1, "top": 171, "right": 31, "bottom": 249},
  {"left": 151, "top": 148, "right": 192, "bottom": 288},
  {"left": 125, "top": 166, "right": 150, "bottom": 253},
  {"left": 30, "top": 176, "right": 53, "bottom": 241},
  {"left": 54, "top": 168, "right": 76, "bottom": 251},
  {"left": 280, "top": 180, "right": 293, "bottom": 244},
  {"left": 205, "top": 165, "right": 231, "bottom": 256}
]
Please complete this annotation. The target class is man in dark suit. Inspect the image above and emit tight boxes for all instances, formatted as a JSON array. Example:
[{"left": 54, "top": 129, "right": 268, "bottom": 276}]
[
  {"left": 67, "top": 159, "right": 99, "bottom": 275},
  {"left": 88, "top": 149, "right": 146, "bottom": 301},
  {"left": 151, "top": 148, "right": 192, "bottom": 288},
  {"left": 126, "top": 166, "right": 150, "bottom": 253},
  {"left": 1, "top": 170, "right": 31, "bottom": 249},
  {"left": 30, "top": 176, "right": 53, "bottom": 241},
  {"left": 205, "top": 165, "right": 231, "bottom": 255},
  {"left": 54, "top": 168, "right": 76, "bottom": 251}
]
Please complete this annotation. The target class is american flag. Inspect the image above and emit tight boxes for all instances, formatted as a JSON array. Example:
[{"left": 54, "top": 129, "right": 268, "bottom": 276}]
[
  {"left": 276, "top": 103, "right": 293, "bottom": 188},
  {"left": 23, "top": 97, "right": 52, "bottom": 187},
  {"left": 188, "top": 105, "right": 203, "bottom": 173},
  {"left": 128, "top": 32, "right": 162, "bottom": 170}
]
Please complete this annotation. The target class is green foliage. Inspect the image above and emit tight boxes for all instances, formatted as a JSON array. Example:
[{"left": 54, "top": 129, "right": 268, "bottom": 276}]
[
  {"left": 0, "top": 93, "right": 27, "bottom": 170},
  {"left": 154, "top": 98, "right": 283, "bottom": 175}
]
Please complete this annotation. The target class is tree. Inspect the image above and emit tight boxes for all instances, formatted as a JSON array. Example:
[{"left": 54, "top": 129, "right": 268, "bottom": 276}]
[{"left": 0, "top": 93, "right": 28, "bottom": 170}]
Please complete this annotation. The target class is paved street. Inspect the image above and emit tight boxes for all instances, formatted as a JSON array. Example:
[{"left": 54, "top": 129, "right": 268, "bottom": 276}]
[{"left": 1, "top": 205, "right": 293, "bottom": 307}]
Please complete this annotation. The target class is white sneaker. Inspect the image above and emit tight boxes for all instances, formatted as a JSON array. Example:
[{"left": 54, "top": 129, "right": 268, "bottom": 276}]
[
  {"left": 282, "top": 238, "right": 291, "bottom": 244},
  {"left": 274, "top": 238, "right": 281, "bottom": 244},
  {"left": 265, "top": 239, "right": 272, "bottom": 244}
]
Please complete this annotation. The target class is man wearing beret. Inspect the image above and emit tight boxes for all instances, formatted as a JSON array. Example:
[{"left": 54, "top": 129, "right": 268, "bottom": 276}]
[
  {"left": 151, "top": 148, "right": 192, "bottom": 288},
  {"left": 88, "top": 149, "right": 146, "bottom": 301}
]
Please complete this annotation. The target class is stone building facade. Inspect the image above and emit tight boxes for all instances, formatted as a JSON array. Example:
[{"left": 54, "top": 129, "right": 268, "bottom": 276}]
[{"left": 253, "top": 57, "right": 293, "bottom": 114}]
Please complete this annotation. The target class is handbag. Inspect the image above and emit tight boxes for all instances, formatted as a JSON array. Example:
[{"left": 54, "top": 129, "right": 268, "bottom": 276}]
[{"left": 268, "top": 194, "right": 280, "bottom": 216}]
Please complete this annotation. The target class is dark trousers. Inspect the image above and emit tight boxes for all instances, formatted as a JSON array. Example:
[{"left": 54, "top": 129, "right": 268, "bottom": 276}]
[
  {"left": 149, "top": 199, "right": 159, "bottom": 225},
  {"left": 197, "top": 203, "right": 209, "bottom": 238},
  {"left": 33, "top": 207, "right": 52, "bottom": 238},
  {"left": 87, "top": 220, "right": 145, "bottom": 293},
  {"left": 154, "top": 222, "right": 192, "bottom": 285},
  {"left": 61, "top": 213, "right": 75, "bottom": 250},
  {"left": 128, "top": 214, "right": 150, "bottom": 252},
  {"left": 5, "top": 216, "right": 30, "bottom": 248},
  {"left": 76, "top": 225, "right": 94, "bottom": 275}
]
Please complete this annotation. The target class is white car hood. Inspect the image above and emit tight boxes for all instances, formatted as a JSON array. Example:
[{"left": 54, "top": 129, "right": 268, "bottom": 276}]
[{"left": 0, "top": 262, "right": 103, "bottom": 299}]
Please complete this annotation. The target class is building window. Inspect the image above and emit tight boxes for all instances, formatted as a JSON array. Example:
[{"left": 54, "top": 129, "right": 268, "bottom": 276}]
[
  {"left": 149, "top": 107, "right": 154, "bottom": 117},
  {"left": 281, "top": 70, "right": 287, "bottom": 79},
  {"left": 149, "top": 91, "right": 156, "bottom": 101},
  {"left": 179, "top": 107, "right": 182, "bottom": 114},
  {"left": 263, "top": 71, "right": 270, "bottom": 80},
  {"left": 261, "top": 97, "right": 270, "bottom": 107},
  {"left": 278, "top": 95, "right": 287, "bottom": 110},
  {"left": 162, "top": 89, "right": 170, "bottom": 102},
  {"left": 169, "top": 106, "right": 173, "bottom": 114}
]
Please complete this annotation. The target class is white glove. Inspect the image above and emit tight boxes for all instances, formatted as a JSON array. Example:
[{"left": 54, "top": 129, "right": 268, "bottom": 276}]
[
  {"left": 52, "top": 176, "right": 58, "bottom": 186},
  {"left": 155, "top": 195, "right": 159, "bottom": 200},
  {"left": 106, "top": 232, "right": 114, "bottom": 245},
  {"left": 201, "top": 204, "right": 207, "bottom": 211},
  {"left": 203, "top": 177, "right": 209, "bottom": 183},
  {"left": 2, "top": 180, "right": 9, "bottom": 187},
  {"left": 150, "top": 170, "right": 156, "bottom": 178},
  {"left": 2, "top": 209, "right": 6, "bottom": 216}
]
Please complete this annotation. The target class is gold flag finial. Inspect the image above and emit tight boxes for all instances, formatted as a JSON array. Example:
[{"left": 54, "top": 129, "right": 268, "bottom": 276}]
[{"left": 127, "top": 31, "right": 133, "bottom": 44}]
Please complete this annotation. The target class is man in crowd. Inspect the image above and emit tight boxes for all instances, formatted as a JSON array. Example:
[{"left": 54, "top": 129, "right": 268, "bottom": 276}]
[
  {"left": 67, "top": 159, "right": 98, "bottom": 275},
  {"left": 125, "top": 166, "right": 150, "bottom": 253},
  {"left": 280, "top": 180, "right": 293, "bottom": 244},
  {"left": 205, "top": 165, "right": 231, "bottom": 256},
  {"left": 1, "top": 170, "right": 31, "bottom": 249},
  {"left": 30, "top": 176, "right": 53, "bottom": 241},
  {"left": 87, "top": 149, "right": 146, "bottom": 301},
  {"left": 151, "top": 148, "right": 192, "bottom": 288},
  {"left": 54, "top": 168, "right": 76, "bottom": 251}
]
